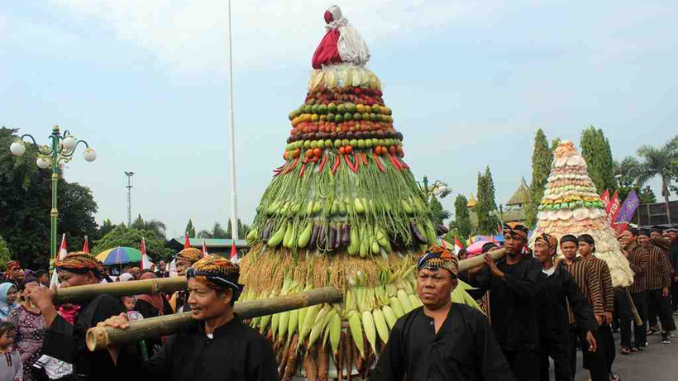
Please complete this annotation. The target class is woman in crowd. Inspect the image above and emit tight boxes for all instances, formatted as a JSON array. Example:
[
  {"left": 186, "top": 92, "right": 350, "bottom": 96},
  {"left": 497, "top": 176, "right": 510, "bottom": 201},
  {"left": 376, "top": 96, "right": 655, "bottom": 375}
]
[
  {"left": 0, "top": 283, "right": 20, "bottom": 321},
  {"left": 28, "top": 252, "right": 138, "bottom": 381},
  {"left": 8, "top": 277, "right": 45, "bottom": 381}
]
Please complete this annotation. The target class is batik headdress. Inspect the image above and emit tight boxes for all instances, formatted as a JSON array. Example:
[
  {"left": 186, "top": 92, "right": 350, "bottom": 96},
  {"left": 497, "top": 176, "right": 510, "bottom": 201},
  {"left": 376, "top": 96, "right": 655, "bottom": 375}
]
[
  {"left": 187, "top": 255, "right": 244, "bottom": 301},
  {"left": 417, "top": 245, "right": 459, "bottom": 277},
  {"left": 503, "top": 222, "right": 530, "bottom": 241},
  {"left": 54, "top": 252, "right": 105, "bottom": 278},
  {"left": 176, "top": 247, "right": 203, "bottom": 264},
  {"left": 534, "top": 233, "right": 558, "bottom": 249}
]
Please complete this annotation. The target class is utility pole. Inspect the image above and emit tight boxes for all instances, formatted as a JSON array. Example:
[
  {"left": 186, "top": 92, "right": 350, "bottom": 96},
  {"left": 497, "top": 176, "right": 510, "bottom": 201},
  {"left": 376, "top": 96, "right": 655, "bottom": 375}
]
[{"left": 125, "top": 172, "right": 134, "bottom": 227}]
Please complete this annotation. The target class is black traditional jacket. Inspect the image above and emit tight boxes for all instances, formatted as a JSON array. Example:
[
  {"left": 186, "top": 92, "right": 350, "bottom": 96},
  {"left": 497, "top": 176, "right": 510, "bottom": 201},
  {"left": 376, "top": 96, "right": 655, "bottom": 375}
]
[
  {"left": 470, "top": 257, "right": 542, "bottom": 351},
  {"left": 121, "top": 316, "right": 279, "bottom": 381},
  {"left": 370, "top": 303, "right": 516, "bottom": 381}
]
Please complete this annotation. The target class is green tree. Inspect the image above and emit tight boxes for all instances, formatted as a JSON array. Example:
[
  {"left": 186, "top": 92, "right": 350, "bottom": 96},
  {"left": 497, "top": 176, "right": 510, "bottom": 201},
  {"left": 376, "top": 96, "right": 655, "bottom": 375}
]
[
  {"left": 429, "top": 196, "right": 451, "bottom": 223},
  {"left": 476, "top": 167, "right": 501, "bottom": 235},
  {"left": 185, "top": 219, "right": 196, "bottom": 238},
  {"left": 58, "top": 181, "right": 100, "bottom": 252},
  {"left": 526, "top": 129, "right": 553, "bottom": 228},
  {"left": 99, "top": 219, "right": 116, "bottom": 238},
  {"left": 634, "top": 140, "right": 678, "bottom": 223},
  {"left": 0, "top": 127, "right": 99, "bottom": 268},
  {"left": 581, "top": 127, "right": 617, "bottom": 193},
  {"left": 0, "top": 235, "right": 13, "bottom": 267},
  {"left": 452, "top": 194, "right": 472, "bottom": 238},
  {"left": 91, "top": 225, "right": 173, "bottom": 261},
  {"left": 130, "top": 214, "right": 167, "bottom": 239},
  {"left": 225, "top": 219, "right": 251, "bottom": 240},
  {"left": 639, "top": 186, "right": 657, "bottom": 204},
  {"left": 198, "top": 222, "right": 229, "bottom": 239}
]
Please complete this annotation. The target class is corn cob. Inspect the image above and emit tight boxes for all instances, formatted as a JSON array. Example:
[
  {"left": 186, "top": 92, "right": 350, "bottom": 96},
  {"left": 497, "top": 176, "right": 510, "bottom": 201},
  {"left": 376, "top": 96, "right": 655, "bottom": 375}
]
[
  {"left": 381, "top": 305, "right": 398, "bottom": 329},
  {"left": 372, "top": 308, "right": 390, "bottom": 345},
  {"left": 362, "top": 310, "right": 378, "bottom": 355},
  {"left": 348, "top": 312, "right": 365, "bottom": 358}
]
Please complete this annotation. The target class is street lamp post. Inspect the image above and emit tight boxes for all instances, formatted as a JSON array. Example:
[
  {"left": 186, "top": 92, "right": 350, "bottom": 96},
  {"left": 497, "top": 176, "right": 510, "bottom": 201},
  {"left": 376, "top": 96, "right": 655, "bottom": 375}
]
[
  {"left": 10, "top": 125, "right": 96, "bottom": 260},
  {"left": 418, "top": 176, "right": 449, "bottom": 201}
]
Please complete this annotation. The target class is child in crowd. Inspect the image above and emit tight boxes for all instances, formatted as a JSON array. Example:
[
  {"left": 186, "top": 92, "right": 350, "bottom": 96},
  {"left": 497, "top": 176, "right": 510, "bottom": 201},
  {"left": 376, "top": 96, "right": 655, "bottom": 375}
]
[
  {"left": 0, "top": 321, "right": 22, "bottom": 381},
  {"left": 120, "top": 296, "right": 137, "bottom": 312}
]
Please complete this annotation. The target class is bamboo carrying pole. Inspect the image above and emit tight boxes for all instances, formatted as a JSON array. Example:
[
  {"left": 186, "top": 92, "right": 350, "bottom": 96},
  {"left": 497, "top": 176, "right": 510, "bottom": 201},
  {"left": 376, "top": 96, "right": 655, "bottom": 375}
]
[
  {"left": 86, "top": 286, "right": 342, "bottom": 351},
  {"left": 56, "top": 249, "right": 505, "bottom": 305},
  {"left": 458, "top": 248, "right": 506, "bottom": 272},
  {"left": 53, "top": 277, "right": 189, "bottom": 305},
  {"left": 623, "top": 287, "right": 644, "bottom": 326}
]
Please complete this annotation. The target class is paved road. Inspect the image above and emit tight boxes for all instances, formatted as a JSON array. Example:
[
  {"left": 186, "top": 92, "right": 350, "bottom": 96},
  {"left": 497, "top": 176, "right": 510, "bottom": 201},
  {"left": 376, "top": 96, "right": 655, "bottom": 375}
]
[{"left": 572, "top": 319, "right": 678, "bottom": 381}]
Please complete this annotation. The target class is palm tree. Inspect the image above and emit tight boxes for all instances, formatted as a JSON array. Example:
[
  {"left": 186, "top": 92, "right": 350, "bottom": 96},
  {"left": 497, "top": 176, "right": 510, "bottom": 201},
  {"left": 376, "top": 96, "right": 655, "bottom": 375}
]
[
  {"left": 634, "top": 140, "right": 678, "bottom": 223},
  {"left": 143, "top": 219, "right": 167, "bottom": 239}
]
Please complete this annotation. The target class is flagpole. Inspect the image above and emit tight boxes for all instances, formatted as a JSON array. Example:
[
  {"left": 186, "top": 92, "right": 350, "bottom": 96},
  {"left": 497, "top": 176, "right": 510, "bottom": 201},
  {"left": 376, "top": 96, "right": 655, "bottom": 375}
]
[{"left": 227, "top": 0, "right": 239, "bottom": 243}]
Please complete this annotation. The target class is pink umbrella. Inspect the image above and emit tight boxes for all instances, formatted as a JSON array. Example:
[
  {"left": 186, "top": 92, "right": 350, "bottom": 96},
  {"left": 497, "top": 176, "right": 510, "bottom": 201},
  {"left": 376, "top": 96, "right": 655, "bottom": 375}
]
[{"left": 466, "top": 241, "right": 490, "bottom": 258}]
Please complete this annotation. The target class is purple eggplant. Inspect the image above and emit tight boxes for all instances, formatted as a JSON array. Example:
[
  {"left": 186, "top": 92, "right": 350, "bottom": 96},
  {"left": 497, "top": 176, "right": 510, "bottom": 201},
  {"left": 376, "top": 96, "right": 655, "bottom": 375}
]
[
  {"left": 334, "top": 225, "right": 343, "bottom": 249},
  {"left": 262, "top": 220, "right": 274, "bottom": 241},
  {"left": 328, "top": 225, "right": 337, "bottom": 250},
  {"left": 410, "top": 221, "right": 427, "bottom": 244},
  {"left": 318, "top": 225, "right": 327, "bottom": 250},
  {"left": 341, "top": 224, "right": 351, "bottom": 246},
  {"left": 309, "top": 224, "right": 319, "bottom": 251}
]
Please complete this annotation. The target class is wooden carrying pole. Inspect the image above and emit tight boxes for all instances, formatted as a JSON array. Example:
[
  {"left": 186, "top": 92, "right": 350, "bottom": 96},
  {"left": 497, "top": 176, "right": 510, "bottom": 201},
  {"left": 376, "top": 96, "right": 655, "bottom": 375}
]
[
  {"left": 86, "top": 286, "right": 342, "bottom": 352},
  {"left": 56, "top": 249, "right": 505, "bottom": 305},
  {"left": 458, "top": 248, "right": 506, "bottom": 272},
  {"left": 53, "top": 277, "right": 188, "bottom": 305},
  {"left": 624, "top": 287, "right": 644, "bottom": 326}
]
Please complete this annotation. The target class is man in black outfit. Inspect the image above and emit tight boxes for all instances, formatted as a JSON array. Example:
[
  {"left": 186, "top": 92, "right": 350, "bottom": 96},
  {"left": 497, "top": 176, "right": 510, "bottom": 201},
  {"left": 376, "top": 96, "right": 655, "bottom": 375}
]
[
  {"left": 469, "top": 223, "right": 542, "bottom": 381},
  {"left": 372, "top": 245, "right": 515, "bottom": 381},
  {"left": 534, "top": 233, "right": 598, "bottom": 381}
]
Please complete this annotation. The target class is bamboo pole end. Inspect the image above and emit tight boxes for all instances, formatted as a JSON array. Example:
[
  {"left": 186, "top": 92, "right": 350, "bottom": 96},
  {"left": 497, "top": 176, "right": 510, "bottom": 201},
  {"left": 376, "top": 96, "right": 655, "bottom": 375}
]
[{"left": 86, "top": 326, "right": 108, "bottom": 352}]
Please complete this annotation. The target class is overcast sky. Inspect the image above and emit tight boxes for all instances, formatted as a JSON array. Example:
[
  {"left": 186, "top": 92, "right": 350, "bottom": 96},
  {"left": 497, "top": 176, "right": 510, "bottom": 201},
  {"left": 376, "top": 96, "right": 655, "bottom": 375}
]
[{"left": 2, "top": 0, "right": 676, "bottom": 238}]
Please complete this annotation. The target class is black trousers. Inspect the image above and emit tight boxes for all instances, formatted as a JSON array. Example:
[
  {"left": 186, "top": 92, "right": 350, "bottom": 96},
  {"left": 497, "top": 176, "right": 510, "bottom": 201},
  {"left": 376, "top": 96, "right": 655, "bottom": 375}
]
[
  {"left": 614, "top": 289, "right": 633, "bottom": 348},
  {"left": 598, "top": 324, "right": 615, "bottom": 373},
  {"left": 620, "top": 291, "right": 647, "bottom": 348},
  {"left": 568, "top": 326, "right": 608, "bottom": 381},
  {"left": 647, "top": 288, "right": 676, "bottom": 332},
  {"left": 504, "top": 349, "right": 540, "bottom": 381},
  {"left": 672, "top": 281, "right": 678, "bottom": 311},
  {"left": 539, "top": 332, "right": 572, "bottom": 381}
]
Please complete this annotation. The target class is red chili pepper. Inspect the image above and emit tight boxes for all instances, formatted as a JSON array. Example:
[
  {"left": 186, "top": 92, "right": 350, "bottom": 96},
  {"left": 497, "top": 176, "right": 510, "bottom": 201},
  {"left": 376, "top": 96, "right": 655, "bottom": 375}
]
[
  {"left": 361, "top": 153, "right": 369, "bottom": 166},
  {"left": 318, "top": 154, "right": 328, "bottom": 173},
  {"left": 388, "top": 154, "right": 400, "bottom": 170},
  {"left": 298, "top": 163, "right": 307, "bottom": 177},
  {"left": 354, "top": 152, "right": 361, "bottom": 171},
  {"left": 331, "top": 155, "right": 342, "bottom": 175},
  {"left": 375, "top": 156, "right": 386, "bottom": 173},
  {"left": 284, "top": 157, "right": 299, "bottom": 174},
  {"left": 275, "top": 163, "right": 286, "bottom": 171},
  {"left": 398, "top": 157, "right": 410, "bottom": 169},
  {"left": 344, "top": 154, "right": 356, "bottom": 173}
]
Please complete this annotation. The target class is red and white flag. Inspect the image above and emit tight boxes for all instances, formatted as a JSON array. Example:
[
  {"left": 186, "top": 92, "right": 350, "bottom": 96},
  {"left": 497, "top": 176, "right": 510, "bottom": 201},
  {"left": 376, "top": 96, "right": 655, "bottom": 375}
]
[
  {"left": 454, "top": 237, "right": 464, "bottom": 253},
  {"left": 82, "top": 236, "right": 90, "bottom": 253},
  {"left": 230, "top": 242, "right": 238, "bottom": 264},
  {"left": 140, "top": 237, "right": 153, "bottom": 271},
  {"left": 50, "top": 234, "right": 68, "bottom": 288},
  {"left": 601, "top": 189, "right": 610, "bottom": 207},
  {"left": 184, "top": 233, "right": 191, "bottom": 250},
  {"left": 201, "top": 239, "right": 208, "bottom": 258}
]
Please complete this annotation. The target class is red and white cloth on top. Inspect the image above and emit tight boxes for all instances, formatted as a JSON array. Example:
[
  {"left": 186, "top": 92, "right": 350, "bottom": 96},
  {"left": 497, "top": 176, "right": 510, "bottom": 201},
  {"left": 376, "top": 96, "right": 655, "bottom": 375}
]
[{"left": 312, "top": 5, "right": 370, "bottom": 69}]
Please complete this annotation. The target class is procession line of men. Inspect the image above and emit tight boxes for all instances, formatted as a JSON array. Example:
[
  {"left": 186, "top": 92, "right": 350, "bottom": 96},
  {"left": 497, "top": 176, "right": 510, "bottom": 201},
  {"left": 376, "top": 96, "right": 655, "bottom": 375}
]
[{"left": 1, "top": 223, "right": 673, "bottom": 381}]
